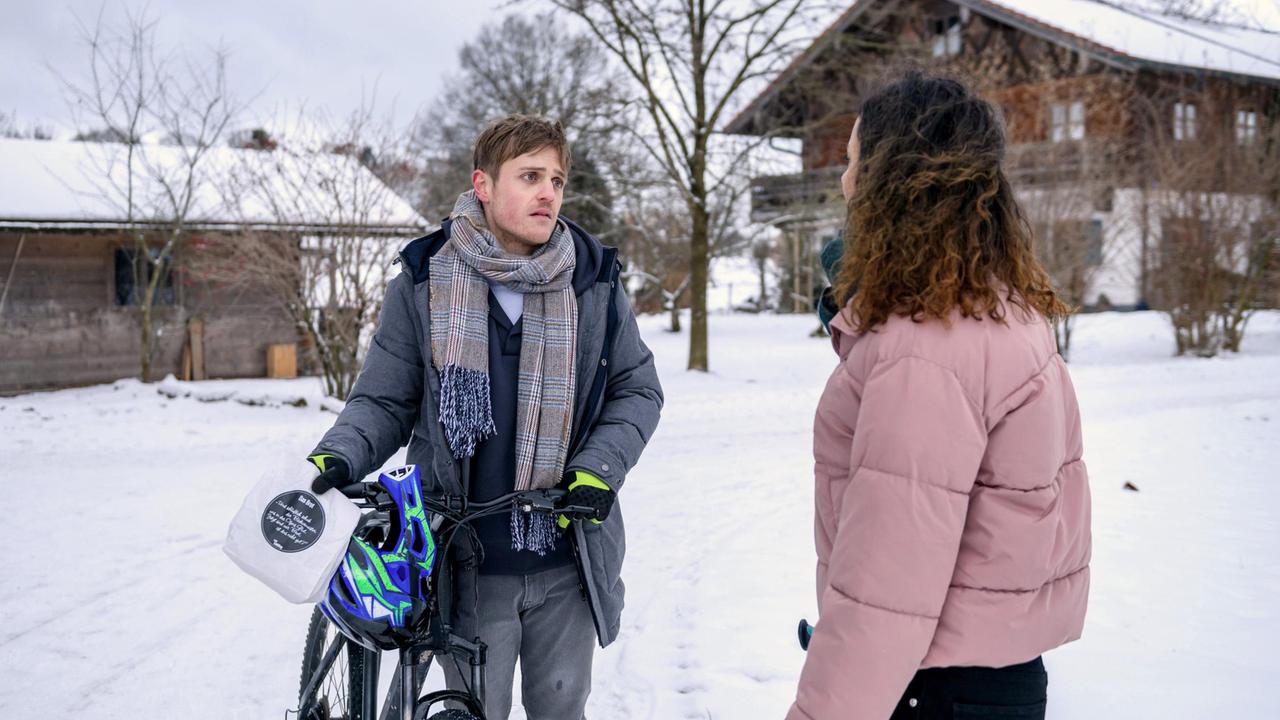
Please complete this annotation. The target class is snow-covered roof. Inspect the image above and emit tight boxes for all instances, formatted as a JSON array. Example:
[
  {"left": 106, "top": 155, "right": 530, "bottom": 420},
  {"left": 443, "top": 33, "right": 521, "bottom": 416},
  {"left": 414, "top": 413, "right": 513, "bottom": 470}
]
[
  {"left": 0, "top": 138, "right": 429, "bottom": 234},
  {"left": 967, "top": 0, "right": 1280, "bottom": 80},
  {"left": 726, "top": 0, "right": 1280, "bottom": 135}
]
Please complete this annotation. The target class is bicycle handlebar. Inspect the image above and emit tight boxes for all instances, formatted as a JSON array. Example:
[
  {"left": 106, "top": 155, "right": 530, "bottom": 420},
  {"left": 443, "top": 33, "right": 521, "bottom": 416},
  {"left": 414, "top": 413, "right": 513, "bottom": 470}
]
[
  {"left": 333, "top": 482, "right": 600, "bottom": 521},
  {"left": 335, "top": 481, "right": 380, "bottom": 501}
]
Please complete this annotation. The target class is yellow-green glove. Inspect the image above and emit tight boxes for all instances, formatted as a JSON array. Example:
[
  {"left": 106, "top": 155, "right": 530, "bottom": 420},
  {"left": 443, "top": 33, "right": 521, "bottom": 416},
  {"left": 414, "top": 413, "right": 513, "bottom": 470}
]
[
  {"left": 307, "top": 453, "right": 351, "bottom": 494},
  {"left": 557, "top": 471, "right": 614, "bottom": 529}
]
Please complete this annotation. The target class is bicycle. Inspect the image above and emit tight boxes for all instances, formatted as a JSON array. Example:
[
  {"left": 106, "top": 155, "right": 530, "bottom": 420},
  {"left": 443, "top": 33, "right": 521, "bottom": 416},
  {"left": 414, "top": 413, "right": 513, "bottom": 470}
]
[{"left": 292, "top": 466, "right": 600, "bottom": 720}]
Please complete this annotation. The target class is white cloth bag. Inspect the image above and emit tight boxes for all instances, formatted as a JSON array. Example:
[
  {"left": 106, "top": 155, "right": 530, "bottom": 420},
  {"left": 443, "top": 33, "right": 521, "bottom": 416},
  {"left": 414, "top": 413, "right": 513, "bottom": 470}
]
[{"left": 223, "top": 461, "right": 362, "bottom": 604}]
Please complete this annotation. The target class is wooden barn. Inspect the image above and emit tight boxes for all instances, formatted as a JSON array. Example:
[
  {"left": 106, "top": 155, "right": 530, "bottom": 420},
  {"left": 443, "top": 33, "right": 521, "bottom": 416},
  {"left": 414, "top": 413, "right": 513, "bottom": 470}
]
[
  {"left": 0, "top": 138, "right": 428, "bottom": 395},
  {"left": 727, "top": 0, "right": 1279, "bottom": 312}
]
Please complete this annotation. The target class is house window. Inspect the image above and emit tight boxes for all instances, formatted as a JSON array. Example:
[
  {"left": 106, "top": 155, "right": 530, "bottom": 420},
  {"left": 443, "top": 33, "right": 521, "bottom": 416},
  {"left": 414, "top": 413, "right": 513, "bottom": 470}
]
[
  {"left": 1174, "top": 102, "right": 1197, "bottom": 140},
  {"left": 931, "top": 16, "right": 962, "bottom": 58},
  {"left": 1236, "top": 109, "right": 1258, "bottom": 145},
  {"left": 1050, "top": 101, "right": 1085, "bottom": 142},
  {"left": 114, "top": 247, "right": 177, "bottom": 307}
]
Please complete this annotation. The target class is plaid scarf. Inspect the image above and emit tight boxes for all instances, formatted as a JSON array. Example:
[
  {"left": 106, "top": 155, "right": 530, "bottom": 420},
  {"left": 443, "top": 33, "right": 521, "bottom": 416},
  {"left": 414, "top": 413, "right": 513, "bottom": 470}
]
[{"left": 429, "top": 190, "right": 578, "bottom": 553}]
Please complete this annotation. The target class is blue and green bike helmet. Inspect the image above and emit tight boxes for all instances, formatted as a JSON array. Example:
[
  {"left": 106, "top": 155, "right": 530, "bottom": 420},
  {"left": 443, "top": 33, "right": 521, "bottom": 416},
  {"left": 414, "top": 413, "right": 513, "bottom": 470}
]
[{"left": 319, "top": 465, "right": 436, "bottom": 651}]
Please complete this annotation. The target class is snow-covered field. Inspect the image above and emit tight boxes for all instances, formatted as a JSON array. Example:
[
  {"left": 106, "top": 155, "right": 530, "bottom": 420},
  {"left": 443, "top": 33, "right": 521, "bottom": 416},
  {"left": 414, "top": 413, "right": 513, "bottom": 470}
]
[{"left": 2, "top": 310, "right": 1278, "bottom": 719}]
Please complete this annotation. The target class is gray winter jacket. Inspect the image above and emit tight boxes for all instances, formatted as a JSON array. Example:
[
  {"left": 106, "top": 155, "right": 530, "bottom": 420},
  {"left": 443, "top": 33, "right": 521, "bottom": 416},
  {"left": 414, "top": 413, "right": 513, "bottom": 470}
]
[{"left": 312, "top": 218, "right": 663, "bottom": 646}]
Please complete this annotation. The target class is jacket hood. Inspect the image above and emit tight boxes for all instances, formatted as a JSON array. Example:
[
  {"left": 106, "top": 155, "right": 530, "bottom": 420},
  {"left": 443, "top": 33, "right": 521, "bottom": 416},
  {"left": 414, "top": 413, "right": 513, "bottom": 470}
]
[{"left": 397, "top": 215, "right": 605, "bottom": 296}]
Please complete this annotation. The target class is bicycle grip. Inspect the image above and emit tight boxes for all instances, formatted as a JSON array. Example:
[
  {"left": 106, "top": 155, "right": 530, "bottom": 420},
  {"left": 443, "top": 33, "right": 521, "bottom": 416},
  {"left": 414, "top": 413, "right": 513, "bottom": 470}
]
[{"left": 335, "top": 481, "right": 371, "bottom": 499}]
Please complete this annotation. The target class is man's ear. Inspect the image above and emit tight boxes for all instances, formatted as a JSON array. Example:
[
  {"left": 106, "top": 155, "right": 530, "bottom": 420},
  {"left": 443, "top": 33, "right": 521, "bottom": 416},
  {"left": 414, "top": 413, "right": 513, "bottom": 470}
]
[{"left": 472, "top": 169, "right": 492, "bottom": 203}]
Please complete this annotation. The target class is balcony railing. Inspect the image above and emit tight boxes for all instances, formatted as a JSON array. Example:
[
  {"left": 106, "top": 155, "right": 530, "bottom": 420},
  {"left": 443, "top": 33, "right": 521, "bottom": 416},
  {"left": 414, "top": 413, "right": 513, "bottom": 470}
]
[
  {"left": 1004, "top": 139, "right": 1132, "bottom": 187},
  {"left": 750, "top": 140, "right": 1136, "bottom": 224},
  {"left": 749, "top": 166, "right": 845, "bottom": 224}
]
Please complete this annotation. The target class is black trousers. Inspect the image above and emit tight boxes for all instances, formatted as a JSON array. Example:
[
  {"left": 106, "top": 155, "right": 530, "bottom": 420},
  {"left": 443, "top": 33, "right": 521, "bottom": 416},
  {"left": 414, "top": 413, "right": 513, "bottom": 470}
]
[{"left": 889, "top": 657, "right": 1048, "bottom": 720}]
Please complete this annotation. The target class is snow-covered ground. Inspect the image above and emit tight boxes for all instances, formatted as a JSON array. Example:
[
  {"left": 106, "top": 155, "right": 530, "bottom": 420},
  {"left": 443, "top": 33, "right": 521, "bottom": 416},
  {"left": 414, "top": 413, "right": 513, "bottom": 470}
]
[{"left": 2, "top": 310, "right": 1278, "bottom": 719}]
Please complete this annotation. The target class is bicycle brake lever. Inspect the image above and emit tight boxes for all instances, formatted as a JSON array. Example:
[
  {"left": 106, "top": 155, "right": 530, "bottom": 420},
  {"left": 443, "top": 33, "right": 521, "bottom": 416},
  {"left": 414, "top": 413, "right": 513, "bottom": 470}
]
[
  {"left": 515, "top": 493, "right": 560, "bottom": 514},
  {"left": 554, "top": 504, "right": 601, "bottom": 521}
]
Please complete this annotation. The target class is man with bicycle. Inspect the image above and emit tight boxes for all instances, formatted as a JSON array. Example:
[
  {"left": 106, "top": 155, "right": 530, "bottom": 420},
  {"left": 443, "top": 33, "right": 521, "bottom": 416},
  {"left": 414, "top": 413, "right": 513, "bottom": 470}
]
[{"left": 305, "top": 114, "right": 663, "bottom": 720}]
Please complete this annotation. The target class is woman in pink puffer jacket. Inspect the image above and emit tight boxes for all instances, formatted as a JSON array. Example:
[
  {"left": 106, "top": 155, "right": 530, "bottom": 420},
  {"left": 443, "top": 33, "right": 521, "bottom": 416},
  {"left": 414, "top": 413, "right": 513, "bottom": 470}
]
[{"left": 787, "top": 71, "right": 1091, "bottom": 720}]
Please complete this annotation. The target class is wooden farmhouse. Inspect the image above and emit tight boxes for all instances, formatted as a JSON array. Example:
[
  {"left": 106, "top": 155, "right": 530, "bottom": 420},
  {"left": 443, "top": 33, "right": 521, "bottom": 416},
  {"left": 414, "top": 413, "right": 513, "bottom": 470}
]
[
  {"left": 0, "top": 138, "right": 428, "bottom": 394},
  {"left": 727, "top": 0, "right": 1279, "bottom": 311}
]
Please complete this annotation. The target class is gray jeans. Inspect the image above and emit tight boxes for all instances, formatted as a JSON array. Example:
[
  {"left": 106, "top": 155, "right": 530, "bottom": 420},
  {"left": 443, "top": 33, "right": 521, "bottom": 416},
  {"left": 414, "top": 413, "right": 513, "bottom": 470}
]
[{"left": 441, "top": 564, "right": 596, "bottom": 720}]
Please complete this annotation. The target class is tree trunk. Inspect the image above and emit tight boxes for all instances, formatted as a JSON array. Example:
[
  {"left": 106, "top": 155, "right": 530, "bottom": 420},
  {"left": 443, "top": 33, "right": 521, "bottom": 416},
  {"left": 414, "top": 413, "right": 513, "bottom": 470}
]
[
  {"left": 1054, "top": 316, "right": 1075, "bottom": 361},
  {"left": 757, "top": 256, "right": 768, "bottom": 311},
  {"left": 1223, "top": 236, "right": 1274, "bottom": 352},
  {"left": 140, "top": 248, "right": 158, "bottom": 383},
  {"left": 140, "top": 303, "right": 154, "bottom": 382},
  {"left": 688, "top": 192, "right": 709, "bottom": 371}
]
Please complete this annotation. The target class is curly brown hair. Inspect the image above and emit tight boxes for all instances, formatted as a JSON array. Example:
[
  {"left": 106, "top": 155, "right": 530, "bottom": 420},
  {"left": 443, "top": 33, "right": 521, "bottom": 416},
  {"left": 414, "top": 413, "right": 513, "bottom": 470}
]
[{"left": 834, "top": 70, "right": 1069, "bottom": 332}]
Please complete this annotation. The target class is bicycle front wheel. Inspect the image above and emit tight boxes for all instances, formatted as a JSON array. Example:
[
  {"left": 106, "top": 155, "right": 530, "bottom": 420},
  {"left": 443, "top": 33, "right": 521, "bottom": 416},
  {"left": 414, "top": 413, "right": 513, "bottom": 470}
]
[{"left": 298, "top": 606, "right": 378, "bottom": 720}]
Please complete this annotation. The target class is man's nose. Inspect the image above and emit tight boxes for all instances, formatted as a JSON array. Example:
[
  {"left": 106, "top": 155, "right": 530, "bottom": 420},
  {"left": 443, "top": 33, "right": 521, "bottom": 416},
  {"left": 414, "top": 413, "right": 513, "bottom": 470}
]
[{"left": 536, "top": 180, "right": 556, "bottom": 202}]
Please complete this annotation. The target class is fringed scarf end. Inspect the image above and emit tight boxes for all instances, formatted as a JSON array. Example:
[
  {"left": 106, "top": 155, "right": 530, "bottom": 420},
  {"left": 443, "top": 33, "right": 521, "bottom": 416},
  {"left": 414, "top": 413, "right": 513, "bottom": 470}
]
[
  {"left": 439, "top": 364, "right": 497, "bottom": 459},
  {"left": 510, "top": 507, "right": 558, "bottom": 556}
]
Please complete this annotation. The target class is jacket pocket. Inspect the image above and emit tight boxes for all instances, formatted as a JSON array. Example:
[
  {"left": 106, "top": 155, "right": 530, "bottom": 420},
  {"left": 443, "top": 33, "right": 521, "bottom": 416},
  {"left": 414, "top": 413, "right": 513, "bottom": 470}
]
[
  {"left": 584, "top": 511, "right": 625, "bottom": 592},
  {"left": 952, "top": 701, "right": 1046, "bottom": 719}
]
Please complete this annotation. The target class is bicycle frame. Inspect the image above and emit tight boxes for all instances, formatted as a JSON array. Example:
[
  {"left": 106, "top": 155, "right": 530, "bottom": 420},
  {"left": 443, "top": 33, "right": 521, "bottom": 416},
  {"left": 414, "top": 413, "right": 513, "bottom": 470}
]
[
  {"left": 384, "top": 634, "right": 488, "bottom": 720},
  {"left": 296, "top": 565, "right": 488, "bottom": 720},
  {"left": 296, "top": 484, "right": 598, "bottom": 720}
]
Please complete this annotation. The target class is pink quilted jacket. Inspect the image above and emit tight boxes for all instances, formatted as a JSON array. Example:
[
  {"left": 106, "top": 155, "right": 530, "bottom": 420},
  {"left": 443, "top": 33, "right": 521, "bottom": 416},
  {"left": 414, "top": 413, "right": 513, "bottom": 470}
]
[{"left": 787, "top": 302, "right": 1091, "bottom": 720}]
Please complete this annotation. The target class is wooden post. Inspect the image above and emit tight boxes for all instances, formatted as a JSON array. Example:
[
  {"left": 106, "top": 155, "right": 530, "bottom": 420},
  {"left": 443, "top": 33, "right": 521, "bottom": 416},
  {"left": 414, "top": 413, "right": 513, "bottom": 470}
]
[{"left": 181, "top": 342, "right": 193, "bottom": 381}]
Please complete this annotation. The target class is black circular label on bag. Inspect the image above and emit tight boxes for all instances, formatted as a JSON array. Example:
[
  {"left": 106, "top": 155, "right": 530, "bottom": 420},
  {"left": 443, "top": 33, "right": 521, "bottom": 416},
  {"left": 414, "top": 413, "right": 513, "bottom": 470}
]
[{"left": 261, "top": 491, "right": 326, "bottom": 553}]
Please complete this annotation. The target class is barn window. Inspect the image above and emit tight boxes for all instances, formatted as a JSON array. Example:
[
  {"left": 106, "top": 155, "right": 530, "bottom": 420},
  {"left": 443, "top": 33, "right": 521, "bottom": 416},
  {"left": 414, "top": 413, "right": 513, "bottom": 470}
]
[
  {"left": 930, "top": 16, "right": 962, "bottom": 58},
  {"left": 1050, "top": 101, "right": 1085, "bottom": 142},
  {"left": 114, "top": 248, "right": 176, "bottom": 307},
  {"left": 1174, "top": 102, "right": 1197, "bottom": 141},
  {"left": 1235, "top": 109, "right": 1258, "bottom": 145}
]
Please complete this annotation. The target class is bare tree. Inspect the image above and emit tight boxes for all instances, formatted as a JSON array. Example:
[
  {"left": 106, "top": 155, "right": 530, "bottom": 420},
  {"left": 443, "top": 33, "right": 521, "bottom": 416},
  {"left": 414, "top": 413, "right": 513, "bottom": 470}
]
[
  {"left": 215, "top": 105, "right": 418, "bottom": 399},
  {"left": 617, "top": 185, "right": 696, "bottom": 330},
  {"left": 1136, "top": 82, "right": 1278, "bottom": 356},
  {"left": 617, "top": 168, "right": 752, "bottom": 327},
  {"left": 750, "top": 234, "right": 775, "bottom": 311},
  {"left": 532, "top": 0, "right": 833, "bottom": 371},
  {"left": 1017, "top": 132, "right": 1130, "bottom": 358},
  {"left": 407, "top": 13, "right": 634, "bottom": 230},
  {"left": 57, "top": 6, "right": 241, "bottom": 381}
]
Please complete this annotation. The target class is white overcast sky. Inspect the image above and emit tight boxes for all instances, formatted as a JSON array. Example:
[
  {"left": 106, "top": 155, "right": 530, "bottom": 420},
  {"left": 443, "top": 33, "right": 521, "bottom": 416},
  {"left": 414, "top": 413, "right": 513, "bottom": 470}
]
[
  {"left": 2, "top": 0, "right": 515, "bottom": 137},
  {"left": 2, "top": 1, "right": 1277, "bottom": 139}
]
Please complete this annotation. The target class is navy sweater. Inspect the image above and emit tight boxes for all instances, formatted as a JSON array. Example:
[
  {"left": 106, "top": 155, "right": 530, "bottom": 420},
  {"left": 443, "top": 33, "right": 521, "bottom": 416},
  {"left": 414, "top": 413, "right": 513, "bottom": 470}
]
[{"left": 468, "top": 290, "right": 574, "bottom": 575}]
